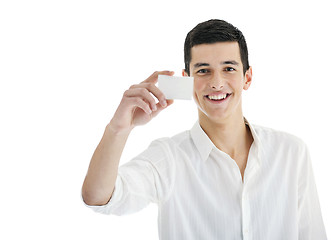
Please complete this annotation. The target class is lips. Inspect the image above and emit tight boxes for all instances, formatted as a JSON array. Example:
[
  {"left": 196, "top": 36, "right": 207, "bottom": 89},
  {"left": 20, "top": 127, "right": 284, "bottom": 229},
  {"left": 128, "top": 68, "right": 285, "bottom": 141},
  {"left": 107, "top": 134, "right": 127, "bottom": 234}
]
[{"left": 205, "top": 93, "right": 232, "bottom": 102}]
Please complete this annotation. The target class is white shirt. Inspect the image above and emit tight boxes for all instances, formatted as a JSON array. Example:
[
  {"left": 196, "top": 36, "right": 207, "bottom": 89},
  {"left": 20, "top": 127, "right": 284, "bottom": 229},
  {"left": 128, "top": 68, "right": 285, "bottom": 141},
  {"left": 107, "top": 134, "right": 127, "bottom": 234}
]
[{"left": 85, "top": 120, "right": 327, "bottom": 240}]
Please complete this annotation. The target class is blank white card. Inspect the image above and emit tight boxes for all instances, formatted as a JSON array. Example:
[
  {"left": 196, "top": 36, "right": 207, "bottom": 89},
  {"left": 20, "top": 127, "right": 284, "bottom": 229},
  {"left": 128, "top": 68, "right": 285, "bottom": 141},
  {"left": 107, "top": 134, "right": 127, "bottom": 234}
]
[{"left": 158, "top": 75, "right": 194, "bottom": 100}]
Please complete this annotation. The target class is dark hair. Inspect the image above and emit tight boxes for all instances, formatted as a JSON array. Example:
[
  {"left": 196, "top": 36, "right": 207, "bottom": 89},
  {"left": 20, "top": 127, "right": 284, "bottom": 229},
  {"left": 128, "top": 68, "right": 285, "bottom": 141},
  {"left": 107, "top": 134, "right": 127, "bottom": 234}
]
[{"left": 184, "top": 19, "right": 249, "bottom": 75}]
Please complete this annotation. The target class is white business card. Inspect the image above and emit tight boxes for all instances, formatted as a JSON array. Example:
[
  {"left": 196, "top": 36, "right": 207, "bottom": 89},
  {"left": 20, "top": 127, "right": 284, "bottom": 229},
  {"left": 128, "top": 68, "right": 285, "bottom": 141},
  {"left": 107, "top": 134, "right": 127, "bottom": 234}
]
[{"left": 158, "top": 75, "right": 194, "bottom": 100}]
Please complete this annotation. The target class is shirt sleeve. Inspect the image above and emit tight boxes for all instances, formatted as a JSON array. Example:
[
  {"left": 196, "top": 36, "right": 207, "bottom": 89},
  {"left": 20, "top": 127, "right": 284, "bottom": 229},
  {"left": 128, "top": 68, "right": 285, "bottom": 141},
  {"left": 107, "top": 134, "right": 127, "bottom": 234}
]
[
  {"left": 83, "top": 138, "right": 176, "bottom": 216},
  {"left": 297, "top": 142, "right": 327, "bottom": 239}
]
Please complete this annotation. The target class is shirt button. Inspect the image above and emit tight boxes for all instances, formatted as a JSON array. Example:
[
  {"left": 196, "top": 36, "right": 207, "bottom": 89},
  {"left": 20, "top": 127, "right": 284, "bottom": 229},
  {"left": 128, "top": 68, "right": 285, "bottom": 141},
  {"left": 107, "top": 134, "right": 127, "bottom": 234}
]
[{"left": 244, "top": 229, "right": 249, "bottom": 234}]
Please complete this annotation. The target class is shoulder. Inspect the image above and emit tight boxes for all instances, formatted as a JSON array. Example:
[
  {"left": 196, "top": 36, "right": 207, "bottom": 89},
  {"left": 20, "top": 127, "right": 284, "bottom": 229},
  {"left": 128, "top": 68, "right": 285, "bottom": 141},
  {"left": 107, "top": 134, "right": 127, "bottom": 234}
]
[
  {"left": 252, "top": 124, "right": 308, "bottom": 151},
  {"left": 152, "top": 129, "right": 192, "bottom": 152},
  {"left": 139, "top": 129, "right": 191, "bottom": 160}
]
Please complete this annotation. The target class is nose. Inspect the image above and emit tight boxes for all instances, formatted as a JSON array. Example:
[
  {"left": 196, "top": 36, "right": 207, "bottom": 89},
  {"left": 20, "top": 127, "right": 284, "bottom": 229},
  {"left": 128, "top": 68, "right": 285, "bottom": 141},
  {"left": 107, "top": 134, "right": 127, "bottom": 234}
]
[{"left": 209, "top": 72, "right": 224, "bottom": 90}]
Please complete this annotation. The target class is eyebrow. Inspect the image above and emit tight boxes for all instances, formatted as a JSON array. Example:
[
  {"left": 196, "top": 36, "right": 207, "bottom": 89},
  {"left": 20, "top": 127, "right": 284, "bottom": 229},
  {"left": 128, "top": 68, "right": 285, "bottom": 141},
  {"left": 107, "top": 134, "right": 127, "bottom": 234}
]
[
  {"left": 222, "top": 60, "right": 239, "bottom": 66},
  {"left": 193, "top": 63, "right": 210, "bottom": 69},
  {"left": 193, "top": 60, "right": 239, "bottom": 69}
]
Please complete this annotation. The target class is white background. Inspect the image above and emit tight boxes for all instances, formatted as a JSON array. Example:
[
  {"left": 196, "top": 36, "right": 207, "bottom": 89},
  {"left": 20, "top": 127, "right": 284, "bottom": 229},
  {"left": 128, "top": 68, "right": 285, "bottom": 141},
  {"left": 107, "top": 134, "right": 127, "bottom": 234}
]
[{"left": 0, "top": 0, "right": 330, "bottom": 239}]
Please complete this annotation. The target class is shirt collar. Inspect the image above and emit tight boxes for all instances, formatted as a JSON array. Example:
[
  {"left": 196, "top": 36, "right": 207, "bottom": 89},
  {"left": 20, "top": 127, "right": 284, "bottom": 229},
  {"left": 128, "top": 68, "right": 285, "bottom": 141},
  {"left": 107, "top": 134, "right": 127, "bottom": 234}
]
[
  {"left": 244, "top": 118, "right": 262, "bottom": 166},
  {"left": 190, "top": 118, "right": 262, "bottom": 164},
  {"left": 190, "top": 121, "right": 215, "bottom": 162}
]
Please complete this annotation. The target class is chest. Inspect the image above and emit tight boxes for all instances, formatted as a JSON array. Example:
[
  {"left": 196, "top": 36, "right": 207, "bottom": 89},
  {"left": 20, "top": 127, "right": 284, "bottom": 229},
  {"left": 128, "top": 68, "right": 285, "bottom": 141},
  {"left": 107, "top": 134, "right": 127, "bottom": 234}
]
[
  {"left": 162, "top": 153, "right": 299, "bottom": 239},
  {"left": 235, "top": 156, "right": 248, "bottom": 182}
]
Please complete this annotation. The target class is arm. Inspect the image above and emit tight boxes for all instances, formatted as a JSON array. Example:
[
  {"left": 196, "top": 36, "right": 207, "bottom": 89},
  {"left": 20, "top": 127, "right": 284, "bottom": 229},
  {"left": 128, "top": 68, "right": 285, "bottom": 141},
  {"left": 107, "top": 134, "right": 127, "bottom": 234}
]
[
  {"left": 82, "top": 71, "right": 174, "bottom": 206},
  {"left": 298, "top": 144, "right": 327, "bottom": 239}
]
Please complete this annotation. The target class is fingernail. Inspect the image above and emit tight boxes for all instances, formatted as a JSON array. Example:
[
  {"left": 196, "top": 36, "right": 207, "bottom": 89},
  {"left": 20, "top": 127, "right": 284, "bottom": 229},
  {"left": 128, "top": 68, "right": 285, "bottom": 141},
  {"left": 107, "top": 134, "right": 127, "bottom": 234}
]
[{"left": 161, "top": 100, "right": 167, "bottom": 107}]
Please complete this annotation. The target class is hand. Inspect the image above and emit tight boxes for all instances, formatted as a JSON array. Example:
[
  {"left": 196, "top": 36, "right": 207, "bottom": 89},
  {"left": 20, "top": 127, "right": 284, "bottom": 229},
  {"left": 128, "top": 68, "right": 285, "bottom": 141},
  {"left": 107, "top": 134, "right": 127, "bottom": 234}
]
[{"left": 109, "top": 71, "right": 174, "bottom": 133}]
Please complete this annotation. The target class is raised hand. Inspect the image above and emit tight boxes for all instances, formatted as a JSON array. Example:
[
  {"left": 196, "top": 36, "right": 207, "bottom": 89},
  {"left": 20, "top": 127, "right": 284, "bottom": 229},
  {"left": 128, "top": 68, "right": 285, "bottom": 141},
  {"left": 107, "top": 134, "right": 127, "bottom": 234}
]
[{"left": 109, "top": 71, "right": 174, "bottom": 133}]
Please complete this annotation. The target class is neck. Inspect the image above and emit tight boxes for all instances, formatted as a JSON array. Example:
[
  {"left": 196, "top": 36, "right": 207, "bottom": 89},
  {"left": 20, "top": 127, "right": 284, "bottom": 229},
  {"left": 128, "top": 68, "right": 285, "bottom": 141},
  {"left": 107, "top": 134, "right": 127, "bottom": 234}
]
[{"left": 199, "top": 113, "right": 253, "bottom": 159}]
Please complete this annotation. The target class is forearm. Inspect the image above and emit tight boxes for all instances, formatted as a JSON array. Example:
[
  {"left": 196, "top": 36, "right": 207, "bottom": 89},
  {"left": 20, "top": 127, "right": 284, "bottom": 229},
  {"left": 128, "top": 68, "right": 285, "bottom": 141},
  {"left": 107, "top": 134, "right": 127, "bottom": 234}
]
[
  {"left": 82, "top": 123, "right": 131, "bottom": 206},
  {"left": 82, "top": 71, "right": 173, "bottom": 206}
]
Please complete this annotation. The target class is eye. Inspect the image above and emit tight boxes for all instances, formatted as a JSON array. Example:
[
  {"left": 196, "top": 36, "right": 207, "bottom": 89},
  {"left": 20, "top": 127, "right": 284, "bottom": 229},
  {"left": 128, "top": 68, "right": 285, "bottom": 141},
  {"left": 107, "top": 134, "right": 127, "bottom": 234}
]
[
  {"left": 196, "top": 69, "right": 209, "bottom": 74},
  {"left": 225, "top": 67, "right": 235, "bottom": 72}
]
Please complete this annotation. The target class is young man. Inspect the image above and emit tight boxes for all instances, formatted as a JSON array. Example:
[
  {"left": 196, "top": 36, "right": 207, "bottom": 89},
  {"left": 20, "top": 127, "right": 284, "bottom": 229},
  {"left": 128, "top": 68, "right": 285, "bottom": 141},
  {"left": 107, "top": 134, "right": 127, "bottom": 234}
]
[{"left": 82, "top": 19, "right": 327, "bottom": 239}]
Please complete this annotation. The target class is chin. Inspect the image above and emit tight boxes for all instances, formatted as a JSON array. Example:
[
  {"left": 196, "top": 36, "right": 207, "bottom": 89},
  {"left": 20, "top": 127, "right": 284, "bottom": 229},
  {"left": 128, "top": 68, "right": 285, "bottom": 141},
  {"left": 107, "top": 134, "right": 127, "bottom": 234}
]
[{"left": 198, "top": 108, "right": 229, "bottom": 123}]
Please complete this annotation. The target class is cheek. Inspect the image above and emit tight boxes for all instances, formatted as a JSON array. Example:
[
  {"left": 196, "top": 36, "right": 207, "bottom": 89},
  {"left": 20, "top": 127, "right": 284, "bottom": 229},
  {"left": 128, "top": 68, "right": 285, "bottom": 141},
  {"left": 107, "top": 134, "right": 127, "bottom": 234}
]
[
  {"left": 193, "top": 79, "right": 204, "bottom": 105},
  {"left": 228, "top": 76, "right": 244, "bottom": 90},
  {"left": 194, "top": 78, "right": 205, "bottom": 93}
]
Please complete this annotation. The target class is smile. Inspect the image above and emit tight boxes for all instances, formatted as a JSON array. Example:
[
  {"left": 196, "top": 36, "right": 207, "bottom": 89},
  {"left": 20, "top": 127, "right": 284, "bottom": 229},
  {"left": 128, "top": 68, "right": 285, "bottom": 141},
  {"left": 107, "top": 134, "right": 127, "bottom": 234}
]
[{"left": 205, "top": 93, "right": 232, "bottom": 102}]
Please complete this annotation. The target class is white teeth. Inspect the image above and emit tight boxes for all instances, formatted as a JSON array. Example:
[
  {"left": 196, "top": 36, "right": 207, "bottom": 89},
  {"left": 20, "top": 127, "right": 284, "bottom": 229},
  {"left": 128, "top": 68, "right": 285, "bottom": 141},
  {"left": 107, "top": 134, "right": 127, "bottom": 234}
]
[{"left": 208, "top": 94, "right": 227, "bottom": 100}]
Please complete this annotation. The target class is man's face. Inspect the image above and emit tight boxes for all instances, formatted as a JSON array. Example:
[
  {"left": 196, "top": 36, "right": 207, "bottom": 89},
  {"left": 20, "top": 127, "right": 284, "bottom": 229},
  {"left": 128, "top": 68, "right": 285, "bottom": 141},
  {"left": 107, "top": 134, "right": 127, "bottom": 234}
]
[{"left": 183, "top": 42, "right": 252, "bottom": 123}]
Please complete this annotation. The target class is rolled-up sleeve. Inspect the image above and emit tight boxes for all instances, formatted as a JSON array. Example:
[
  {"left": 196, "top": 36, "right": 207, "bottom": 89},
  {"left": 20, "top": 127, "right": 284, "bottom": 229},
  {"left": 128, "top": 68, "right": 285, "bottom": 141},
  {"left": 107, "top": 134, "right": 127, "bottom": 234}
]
[
  {"left": 83, "top": 138, "right": 176, "bottom": 216},
  {"left": 297, "top": 143, "right": 327, "bottom": 239}
]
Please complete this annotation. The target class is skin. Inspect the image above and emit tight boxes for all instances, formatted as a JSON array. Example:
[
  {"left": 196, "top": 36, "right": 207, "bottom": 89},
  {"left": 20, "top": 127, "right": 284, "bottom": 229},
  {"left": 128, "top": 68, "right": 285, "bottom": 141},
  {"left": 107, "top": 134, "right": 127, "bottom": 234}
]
[
  {"left": 183, "top": 42, "right": 253, "bottom": 180},
  {"left": 82, "top": 71, "right": 174, "bottom": 205},
  {"left": 82, "top": 41, "right": 253, "bottom": 205}
]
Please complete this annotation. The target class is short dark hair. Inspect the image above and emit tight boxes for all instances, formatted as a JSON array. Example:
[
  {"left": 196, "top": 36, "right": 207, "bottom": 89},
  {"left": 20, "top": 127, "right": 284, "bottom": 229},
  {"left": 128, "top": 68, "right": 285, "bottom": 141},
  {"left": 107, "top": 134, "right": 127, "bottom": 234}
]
[{"left": 184, "top": 19, "right": 249, "bottom": 75}]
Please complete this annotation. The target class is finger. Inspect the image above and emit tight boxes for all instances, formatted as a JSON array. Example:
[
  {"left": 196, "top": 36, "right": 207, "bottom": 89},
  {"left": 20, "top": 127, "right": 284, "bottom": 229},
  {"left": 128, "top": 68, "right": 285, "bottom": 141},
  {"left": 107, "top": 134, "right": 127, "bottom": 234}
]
[
  {"left": 142, "top": 70, "right": 174, "bottom": 84},
  {"left": 124, "top": 88, "right": 157, "bottom": 111},
  {"left": 131, "top": 82, "right": 167, "bottom": 107},
  {"left": 128, "top": 97, "right": 153, "bottom": 115},
  {"left": 166, "top": 99, "right": 174, "bottom": 106},
  {"left": 150, "top": 99, "right": 174, "bottom": 118}
]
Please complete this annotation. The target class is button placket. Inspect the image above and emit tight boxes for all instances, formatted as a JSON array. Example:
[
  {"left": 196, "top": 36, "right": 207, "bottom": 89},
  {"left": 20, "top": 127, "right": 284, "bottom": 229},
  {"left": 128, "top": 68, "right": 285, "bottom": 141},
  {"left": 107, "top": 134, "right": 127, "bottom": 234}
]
[{"left": 241, "top": 188, "right": 251, "bottom": 239}]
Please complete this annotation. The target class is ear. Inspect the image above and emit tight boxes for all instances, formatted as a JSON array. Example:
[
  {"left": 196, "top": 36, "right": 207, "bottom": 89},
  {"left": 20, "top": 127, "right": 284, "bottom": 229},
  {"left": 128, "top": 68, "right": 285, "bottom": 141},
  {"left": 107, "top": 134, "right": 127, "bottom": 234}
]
[
  {"left": 182, "top": 69, "right": 189, "bottom": 77},
  {"left": 243, "top": 66, "right": 252, "bottom": 90}
]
